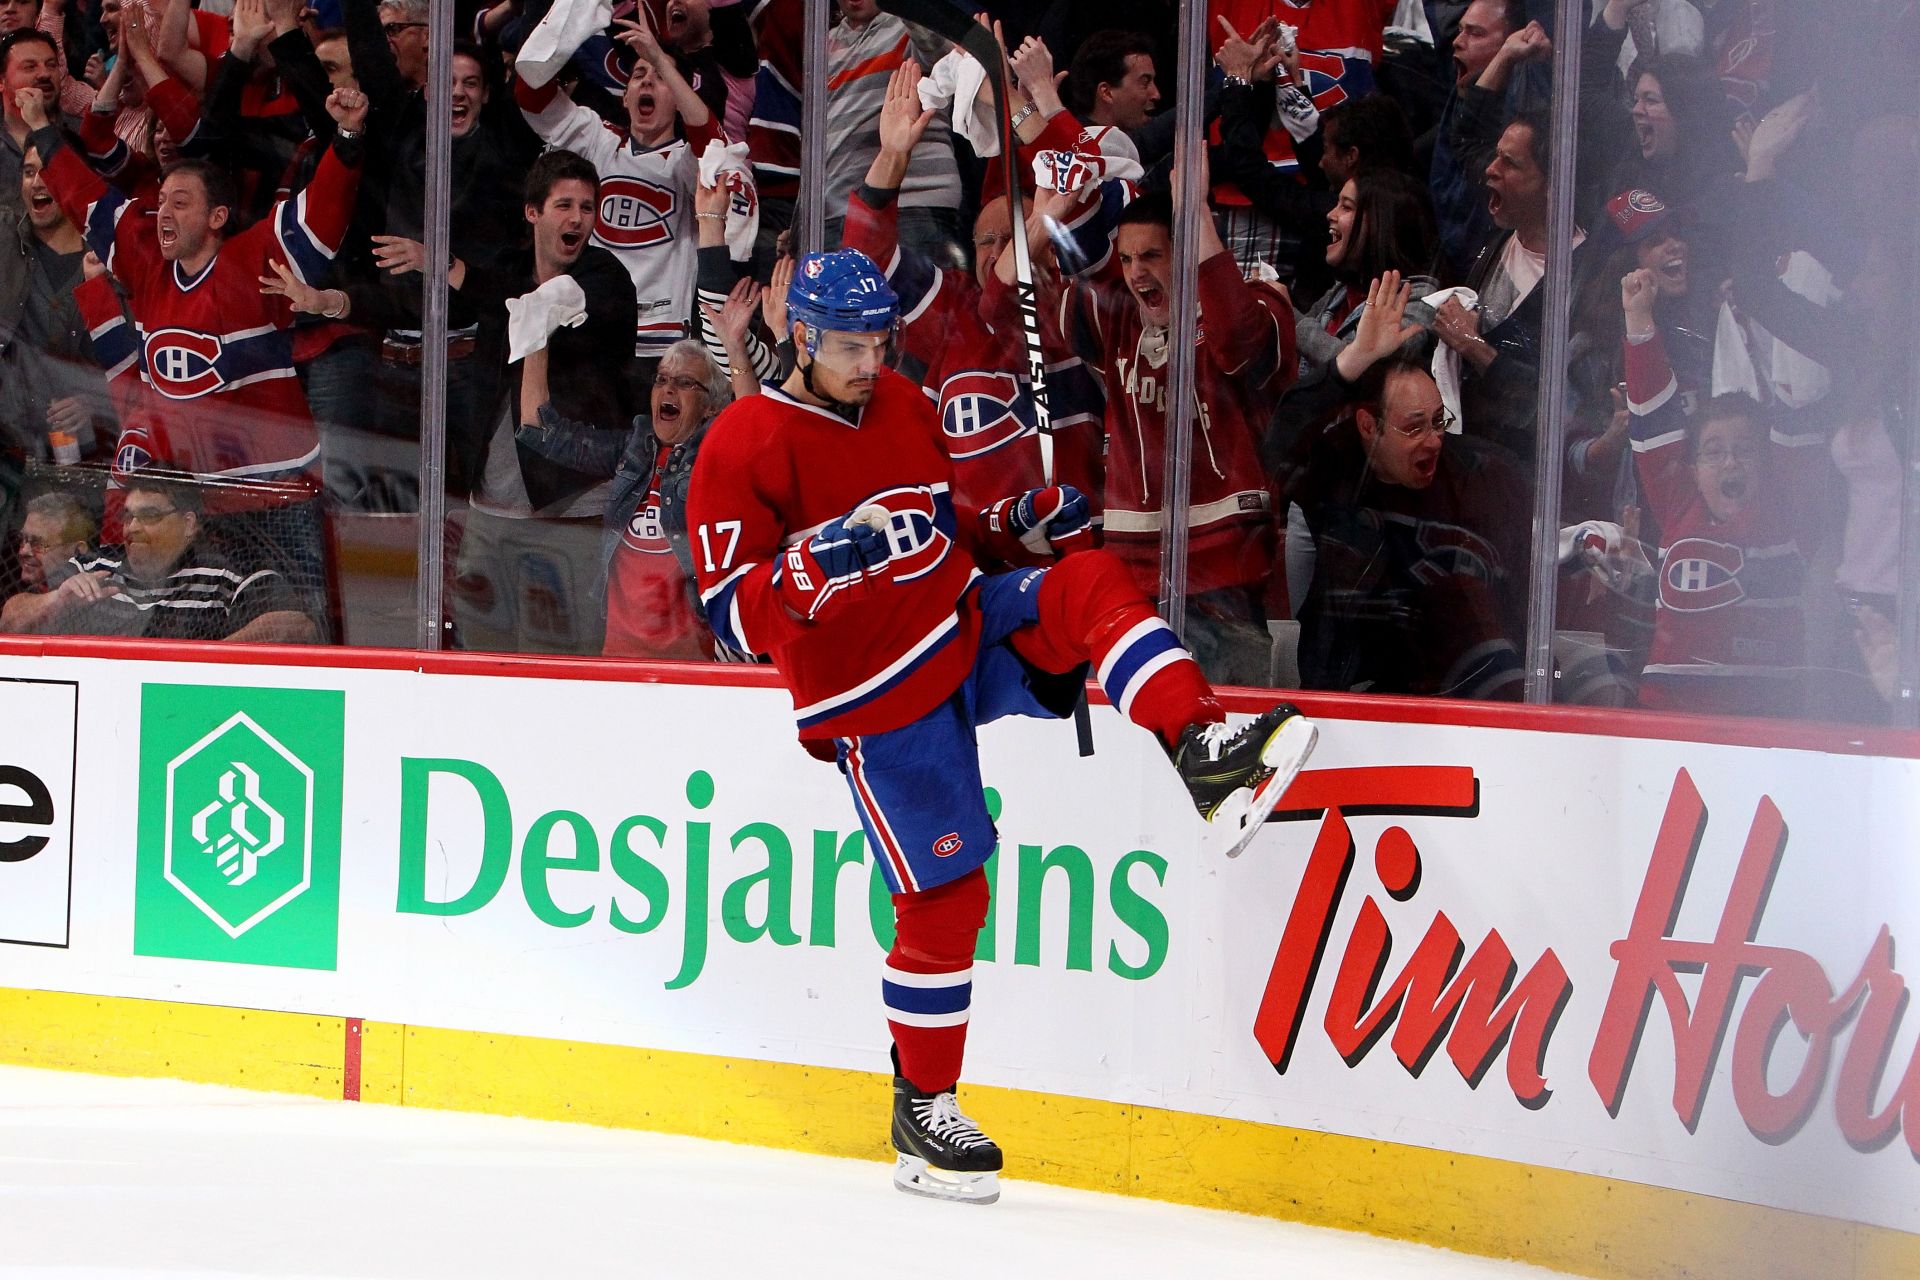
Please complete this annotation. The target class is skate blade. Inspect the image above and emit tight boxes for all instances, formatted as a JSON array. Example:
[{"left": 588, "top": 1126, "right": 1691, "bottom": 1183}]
[
  {"left": 893, "top": 1154, "right": 1001, "bottom": 1205},
  {"left": 1210, "top": 717, "right": 1319, "bottom": 859}
]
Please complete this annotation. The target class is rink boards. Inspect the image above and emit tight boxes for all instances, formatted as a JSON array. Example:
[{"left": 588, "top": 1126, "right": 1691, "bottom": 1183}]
[{"left": 0, "top": 639, "right": 1917, "bottom": 1279}]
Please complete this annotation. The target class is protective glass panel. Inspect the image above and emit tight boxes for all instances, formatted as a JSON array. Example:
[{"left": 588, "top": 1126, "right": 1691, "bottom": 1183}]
[
  {"left": 1549, "top": 0, "right": 1912, "bottom": 723},
  {"left": 1, "top": 0, "right": 406, "bottom": 645},
  {"left": 1194, "top": 0, "right": 1545, "bottom": 698}
]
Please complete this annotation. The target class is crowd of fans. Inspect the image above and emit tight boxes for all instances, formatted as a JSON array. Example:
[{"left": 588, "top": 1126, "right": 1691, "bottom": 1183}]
[{"left": 0, "top": 0, "right": 1911, "bottom": 721}]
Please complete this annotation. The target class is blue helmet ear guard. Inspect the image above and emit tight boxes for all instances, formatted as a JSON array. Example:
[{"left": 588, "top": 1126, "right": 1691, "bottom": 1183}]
[{"left": 786, "top": 249, "right": 902, "bottom": 357}]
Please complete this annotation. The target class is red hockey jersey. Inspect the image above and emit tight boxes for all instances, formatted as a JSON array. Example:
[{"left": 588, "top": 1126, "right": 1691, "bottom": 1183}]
[
  {"left": 688, "top": 372, "right": 994, "bottom": 740},
  {"left": 45, "top": 136, "right": 360, "bottom": 498},
  {"left": 841, "top": 187, "right": 1106, "bottom": 533},
  {"left": 1626, "top": 328, "right": 1822, "bottom": 713},
  {"left": 1044, "top": 250, "right": 1293, "bottom": 598}
]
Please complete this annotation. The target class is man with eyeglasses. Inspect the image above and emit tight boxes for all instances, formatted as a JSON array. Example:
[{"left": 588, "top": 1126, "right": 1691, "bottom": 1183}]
[
  {"left": 1294, "top": 285, "right": 1529, "bottom": 699},
  {"left": 0, "top": 478, "right": 316, "bottom": 640},
  {"left": 2, "top": 491, "right": 92, "bottom": 606}
]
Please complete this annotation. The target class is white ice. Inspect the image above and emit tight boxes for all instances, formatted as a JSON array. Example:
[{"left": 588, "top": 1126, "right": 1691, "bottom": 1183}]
[{"left": 0, "top": 1065, "right": 1573, "bottom": 1279}]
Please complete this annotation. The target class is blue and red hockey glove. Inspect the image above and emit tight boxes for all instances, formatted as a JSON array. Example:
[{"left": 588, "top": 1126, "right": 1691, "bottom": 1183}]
[
  {"left": 983, "top": 485, "right": 1092, "bottom": 558},
  {"left": 775, "top": 507, "right": 892, "bottom": 620}
]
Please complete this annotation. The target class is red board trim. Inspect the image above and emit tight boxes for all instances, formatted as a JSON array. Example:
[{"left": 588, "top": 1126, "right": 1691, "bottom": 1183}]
[{"left": 1, "top": 635, "right": 1914, "bottom": 759}]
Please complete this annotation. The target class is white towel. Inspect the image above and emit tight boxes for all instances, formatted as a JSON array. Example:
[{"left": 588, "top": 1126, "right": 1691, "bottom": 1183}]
[
  {"left": 697, "top": 138, "right": 760, "bottom": 262},
  {"left": 1710, "top": 299, "right": 1761, "bottom": 401},
  {"left": 1420, "top": 285, "right": 1478, "bottom": 432},
  {"left": 920, "top": 47, "right": 997, "bottom": 156},
  {"left": 507, "top": 274, "right": 589, "bottom": 363},
  {"left": 518, "top": 0, "right": 613, "bottom": 90}
]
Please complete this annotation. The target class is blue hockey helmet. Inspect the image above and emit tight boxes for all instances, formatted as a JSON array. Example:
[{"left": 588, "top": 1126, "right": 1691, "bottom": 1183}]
[{"left": 786, "top": 250, "right": 900, "bottom": 355}]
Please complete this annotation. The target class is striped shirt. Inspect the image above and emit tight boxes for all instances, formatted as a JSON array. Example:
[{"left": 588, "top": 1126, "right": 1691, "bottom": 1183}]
[
  {"left": 825, "top": 13, "right": 959, "bottom": 219},
  {"left": 51, "top": 545, "right": 304, "bottom": 641}
]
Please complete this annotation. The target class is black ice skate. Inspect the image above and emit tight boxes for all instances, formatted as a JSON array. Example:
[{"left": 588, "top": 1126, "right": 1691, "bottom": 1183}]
[
  {"left": 1171, "top": 704, "right": 1319, "bottom": 859},
  {"left": 891, "top": 1076, "right": 1003, "bottom": 1205}
]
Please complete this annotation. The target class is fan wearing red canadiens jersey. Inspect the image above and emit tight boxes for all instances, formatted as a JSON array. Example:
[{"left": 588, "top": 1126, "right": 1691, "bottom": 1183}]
[
  {"left": 687, "top": 249, "right": 1318, "bottom": 1208},
  {"left": 19, "top": 83, "right": 365, "bottom": 502},
  {"left": 1620, "top": 266, "right": 1825, "bottom": 717}
]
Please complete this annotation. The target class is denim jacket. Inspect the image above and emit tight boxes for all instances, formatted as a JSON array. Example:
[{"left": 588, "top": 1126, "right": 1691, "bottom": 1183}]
[{"left": 598, "top": 414, "right": 709, "bottom": 603}]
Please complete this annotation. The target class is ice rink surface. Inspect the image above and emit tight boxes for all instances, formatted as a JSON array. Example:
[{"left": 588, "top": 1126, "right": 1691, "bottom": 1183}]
[{"left": 0, "top": 1066, "right": 1575, "bottom": 1279}]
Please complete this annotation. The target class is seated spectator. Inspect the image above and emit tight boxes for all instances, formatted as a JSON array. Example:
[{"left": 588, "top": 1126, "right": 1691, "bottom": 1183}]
[
  {"left": 1272, "top": 168, "right": 1440, "bottom": 463},
  {"left": 601, "top": 337, "right": 730, "bottom": 659},
  {"left": 4, "top": 489, "right": 94, "bottom": 604},
  {"left": 1293, "top": 288, "right": 1528, "bottom": 699},
  {"left": 0, "top": 476, "right": 318, "bottom": 640}
]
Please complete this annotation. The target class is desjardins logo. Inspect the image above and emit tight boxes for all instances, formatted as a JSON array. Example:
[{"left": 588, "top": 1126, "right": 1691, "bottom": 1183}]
[{"left": 135, "top": 685, "right": 344, "bottom": 971}]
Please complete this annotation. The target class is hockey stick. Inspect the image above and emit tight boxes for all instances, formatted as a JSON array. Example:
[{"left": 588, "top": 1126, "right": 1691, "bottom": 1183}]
[{"left": 876, "top": 0, "right": 1095, "bottom": 757}]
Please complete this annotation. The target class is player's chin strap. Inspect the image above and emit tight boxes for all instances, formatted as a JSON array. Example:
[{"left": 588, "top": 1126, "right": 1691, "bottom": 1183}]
[{"left": 797, "top": 326, "right": 866, "bottom": 421}]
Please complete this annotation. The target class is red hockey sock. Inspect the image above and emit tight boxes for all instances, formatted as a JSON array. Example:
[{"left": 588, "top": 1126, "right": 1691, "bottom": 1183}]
[
  {"left": 1011, "top": 551, "right": 1222, "bottom": 749},
  {"left": 887, "top": 869, "right": 989, "bottom": 1093}
]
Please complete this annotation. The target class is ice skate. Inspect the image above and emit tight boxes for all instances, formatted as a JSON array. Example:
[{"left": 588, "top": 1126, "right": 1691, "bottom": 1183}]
[
  {"left": 1171, "top": 705, "right": 1318, "bottom": 859},
  {"left": 891, "top": 1076, "right": 1002, "bottom": 1205}
]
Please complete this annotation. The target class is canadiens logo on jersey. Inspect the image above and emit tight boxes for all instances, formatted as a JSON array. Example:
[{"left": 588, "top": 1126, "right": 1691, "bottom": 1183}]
[
  {"left": 144, "top": 328, "right": 226, "bottom": 399},
  {"left": 113, "top": 441, "right": 153, "bottom": 477},
  {"left": 939, "top": 371, "right": 1032, "bottom": 459},
  {"left": 1297, "top": 51, "right": 1358, "bottom": 112},
  {"left": 1660, "top": 538, "right": 1746, "bottom": 611},
  {"left": 859, "top": 486, "right": 952, "bottom": 584},
  {"left": 597, "top": 176, "right": 676, "bottom": 249}
]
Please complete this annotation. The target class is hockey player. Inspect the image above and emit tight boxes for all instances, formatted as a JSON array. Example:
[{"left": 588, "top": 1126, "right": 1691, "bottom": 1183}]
[
  {"left": 686, "top": 249, "right": 1318, "bottom": 1206},
  {"left": 841, "top": 59, "right": 1109, "bottom": 532}
]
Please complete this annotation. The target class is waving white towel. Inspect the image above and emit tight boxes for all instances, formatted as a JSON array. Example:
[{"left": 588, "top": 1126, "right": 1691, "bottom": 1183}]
[
  {"left": 507, "top": 274, "right": 589, "bottom": 363},
  {"left": 696, "top": 138, "right": 761, "bottom": 262},
  {"left": 1420, "top": 285, "right": 1479, "bottom": 432},
  {"left": 920, "top": 47, "right": 997, "bottom": 156},
  {"left": 518, "top": 0, "right": 612, "bottom": 89}
]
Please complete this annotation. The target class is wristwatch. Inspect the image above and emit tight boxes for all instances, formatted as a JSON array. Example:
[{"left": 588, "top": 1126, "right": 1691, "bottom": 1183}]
[{"left": 1010, "top": 102, "right": 1036, "bottom": 130}]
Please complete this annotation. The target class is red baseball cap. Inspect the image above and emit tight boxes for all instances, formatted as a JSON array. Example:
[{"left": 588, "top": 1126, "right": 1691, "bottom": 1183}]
[{"left": 1605, "top": 188, "right": 1675, "bottom": 243}]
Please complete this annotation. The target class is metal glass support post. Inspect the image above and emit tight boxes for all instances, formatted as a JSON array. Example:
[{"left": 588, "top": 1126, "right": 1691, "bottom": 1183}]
[
  {"left": 1155, "top": 0, "right": 1208, "bottom": 636},
  {"left": 415, "top": 0, "right": 455, "bottom": 650},
  {"left": 798, "top": 0, "right": 830, "bottom": 255},
  {"left": 1896, "top": 231, "right": 1920, "bottom": 727},
  {"left": 1520, "top": 0, "right": 1584, "bottom": 702}
]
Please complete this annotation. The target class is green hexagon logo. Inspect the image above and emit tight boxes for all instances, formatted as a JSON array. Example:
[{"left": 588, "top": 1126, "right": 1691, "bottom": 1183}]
[
  {"left": 163, "top": 713, "right": 314, "bottom": 938},
  {"left": 136, "top": 685, "right": 343, "bottom": 970}
]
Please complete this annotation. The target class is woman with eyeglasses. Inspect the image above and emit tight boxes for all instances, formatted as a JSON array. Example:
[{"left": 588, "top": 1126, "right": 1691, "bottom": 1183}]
[{"left": 600, "top": 338, "right": 745, "bottom": 661}]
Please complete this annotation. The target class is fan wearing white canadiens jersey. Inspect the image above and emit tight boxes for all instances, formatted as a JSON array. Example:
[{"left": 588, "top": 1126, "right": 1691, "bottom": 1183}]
[{"left": 686, "top": 249, "right": 1318, "bottom": 1206}]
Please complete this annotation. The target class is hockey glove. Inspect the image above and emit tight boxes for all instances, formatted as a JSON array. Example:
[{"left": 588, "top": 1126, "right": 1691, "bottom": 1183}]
[
  {"left": 984, "top": 485, "right": 1092, "bottom": 558},
  {"left": 775, "top": 509, "right": 891, "bottom": 621}
]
